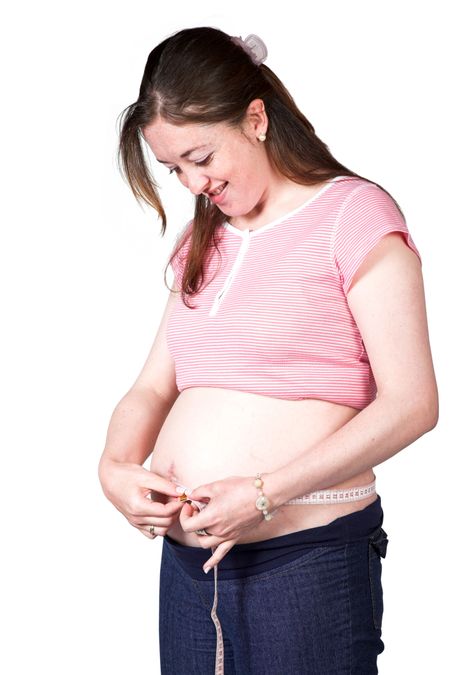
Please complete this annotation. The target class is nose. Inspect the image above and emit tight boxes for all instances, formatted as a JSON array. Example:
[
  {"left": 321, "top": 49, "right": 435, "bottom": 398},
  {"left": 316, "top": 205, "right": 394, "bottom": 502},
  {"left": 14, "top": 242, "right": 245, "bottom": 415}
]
[{"left": 184, "top": 169, "right": 209, "bottom": 196}]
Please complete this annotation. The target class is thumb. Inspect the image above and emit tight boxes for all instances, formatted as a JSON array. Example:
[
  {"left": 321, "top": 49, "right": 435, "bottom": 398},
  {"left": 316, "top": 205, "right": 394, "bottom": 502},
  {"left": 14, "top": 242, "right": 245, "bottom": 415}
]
[
  {"left": 178, "top": 500, "right": 199, "bottom": 527},
  {"left": 144, "top": 470, "right": 184, "bottom": 498},
  {"left": 187, "top": 482, "right": 213, "bottom": 502}
]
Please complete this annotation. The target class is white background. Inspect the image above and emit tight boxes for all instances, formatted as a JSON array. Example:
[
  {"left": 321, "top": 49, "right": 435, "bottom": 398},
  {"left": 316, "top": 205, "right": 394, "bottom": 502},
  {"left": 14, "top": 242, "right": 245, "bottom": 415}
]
[{"left": 1, "top": 1, "right": 448, "bottom": 673}]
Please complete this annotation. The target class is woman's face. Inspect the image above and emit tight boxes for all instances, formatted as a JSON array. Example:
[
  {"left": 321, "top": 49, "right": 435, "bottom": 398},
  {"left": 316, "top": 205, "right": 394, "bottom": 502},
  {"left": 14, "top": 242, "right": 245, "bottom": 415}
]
[{"left": 143, "top": 103, "right": 275, "bottom": 220}]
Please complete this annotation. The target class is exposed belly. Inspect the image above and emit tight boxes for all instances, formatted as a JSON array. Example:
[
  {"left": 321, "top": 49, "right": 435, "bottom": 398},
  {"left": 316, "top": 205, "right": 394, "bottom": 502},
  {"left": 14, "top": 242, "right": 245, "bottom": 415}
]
[{"left": 149, "top": 387, "right": 377, "bottom": 547}]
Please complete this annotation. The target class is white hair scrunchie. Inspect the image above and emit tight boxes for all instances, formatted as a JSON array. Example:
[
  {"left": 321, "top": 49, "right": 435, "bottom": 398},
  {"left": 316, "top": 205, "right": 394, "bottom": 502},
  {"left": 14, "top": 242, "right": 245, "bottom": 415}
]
[{"left": 230, "top": 33, "right": 268, "bottom": 66}]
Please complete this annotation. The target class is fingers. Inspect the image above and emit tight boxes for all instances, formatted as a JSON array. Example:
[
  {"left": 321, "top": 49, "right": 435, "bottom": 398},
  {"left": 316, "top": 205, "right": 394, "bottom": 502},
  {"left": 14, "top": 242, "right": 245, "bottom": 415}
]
[
  {"left": 141, "top": 469, "right": 184, "bottom": 499},
  {"left": 126, "top": 493, "right": 184, "bottom": 542},
  {"left": 131, "top": 502, "right": 183, "bottom": 529},
  {"left": 135, "top": 518, "right": 173, "bottom": 539},
  {"left": 178, "top": 501, "right": 204, "bottom": 533},
  {"left": 187, "top": 481, "right": 215, "bottom": 502},
  {"left": 177, "top": 502, "right": 228, "bottom": 551},
  {"left": 178, "top": 499, "right": 216, "bottom": 536},
  {"left": 135, "top": 502, "right": 189, "bottom": 540},
  {"left": 202, "top": 540, "right": 237, "bottom": 573},
  {"left": 137, "top": 525, "right": 158, "bottom": 540},
  {"left": 137, "top": 494, "right": 184, "bottom": 517}
]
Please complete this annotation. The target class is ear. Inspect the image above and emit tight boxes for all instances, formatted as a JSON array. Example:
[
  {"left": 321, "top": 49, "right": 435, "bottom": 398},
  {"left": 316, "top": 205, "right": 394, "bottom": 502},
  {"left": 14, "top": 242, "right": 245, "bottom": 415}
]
[{"left": 244, "top": 98, "right": 268, "bottom": 137}]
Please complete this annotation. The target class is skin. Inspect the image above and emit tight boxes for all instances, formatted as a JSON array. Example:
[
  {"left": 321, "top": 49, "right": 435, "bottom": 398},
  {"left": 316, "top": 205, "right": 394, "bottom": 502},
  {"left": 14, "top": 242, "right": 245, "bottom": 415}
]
[
  {"left": 139, "top": 100, "right": 329, "bottom": 560},
  {"left": 143, "top": 99, "right": 322, "bottom": 231},
  {"left": 99, "top": 100, "right": 287, "bottom": 546},
  {"left": 102, "top": 101, "right": 437, "bottom": 572}
]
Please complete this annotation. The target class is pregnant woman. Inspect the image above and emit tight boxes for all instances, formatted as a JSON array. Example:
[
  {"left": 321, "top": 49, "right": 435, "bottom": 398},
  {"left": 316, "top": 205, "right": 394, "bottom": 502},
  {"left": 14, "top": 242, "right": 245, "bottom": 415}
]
[{"left": 98, "top": 27, "right": 439, "bottom": 675}]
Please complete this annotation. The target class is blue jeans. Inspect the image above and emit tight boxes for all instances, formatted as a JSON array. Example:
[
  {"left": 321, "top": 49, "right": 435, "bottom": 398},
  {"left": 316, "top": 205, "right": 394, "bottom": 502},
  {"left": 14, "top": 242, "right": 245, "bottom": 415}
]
[{"left": 159, "top": 497, "right": 388, "bottom": 674}]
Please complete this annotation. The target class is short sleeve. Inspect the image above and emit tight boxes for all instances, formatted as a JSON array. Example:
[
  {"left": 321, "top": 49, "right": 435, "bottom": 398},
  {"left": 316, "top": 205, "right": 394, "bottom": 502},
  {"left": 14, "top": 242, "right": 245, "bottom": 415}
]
[
  {"left": 169, "top": 219, "right": 193, "bottom": 291},
  {"left": 332, "top": 184, "right": 422, "bottom": 295},
  {"left": 170, "top": 247, "right": 183, "bottom": 292}
]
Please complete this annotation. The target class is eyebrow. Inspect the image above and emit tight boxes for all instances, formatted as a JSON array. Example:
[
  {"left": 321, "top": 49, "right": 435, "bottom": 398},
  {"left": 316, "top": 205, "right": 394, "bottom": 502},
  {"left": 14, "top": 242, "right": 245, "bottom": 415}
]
[{"left": 156, "top": 145, "right": 209, "bottom": 164}]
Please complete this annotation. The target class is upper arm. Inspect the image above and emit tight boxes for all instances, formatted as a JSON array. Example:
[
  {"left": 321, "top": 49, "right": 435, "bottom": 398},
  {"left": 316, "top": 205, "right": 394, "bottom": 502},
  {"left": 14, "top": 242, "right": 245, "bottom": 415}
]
[
  {"left": 130, "top": 222, "right": 193, "bottom": 406},
  {"left": 129, "top": 288, "right": 180, "bottom": 407},
  {"left": 346, "top": 232, "right": 438, "bottom": 425},
  {"left": 332, "top": 182, "right": 438, "bottom": 424}
]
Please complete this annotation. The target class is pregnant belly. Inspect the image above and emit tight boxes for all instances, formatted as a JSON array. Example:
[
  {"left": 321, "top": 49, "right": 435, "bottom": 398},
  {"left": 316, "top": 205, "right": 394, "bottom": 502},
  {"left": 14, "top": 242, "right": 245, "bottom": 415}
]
[{"left": 149, "top": 387, "right": 377, "bottom": 546}]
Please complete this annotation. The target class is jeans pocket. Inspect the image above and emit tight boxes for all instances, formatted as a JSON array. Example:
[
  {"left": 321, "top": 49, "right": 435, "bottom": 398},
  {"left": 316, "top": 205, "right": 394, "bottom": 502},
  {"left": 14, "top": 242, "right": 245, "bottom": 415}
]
[{"left": 368, "top": 527, "right": 388, "bottom": 631}]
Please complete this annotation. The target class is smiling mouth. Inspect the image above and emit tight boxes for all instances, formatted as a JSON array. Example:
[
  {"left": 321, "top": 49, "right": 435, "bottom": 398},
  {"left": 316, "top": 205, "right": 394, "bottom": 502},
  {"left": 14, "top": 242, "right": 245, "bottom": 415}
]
[{"left": 207, "top": 182, "right": 228, "bottom": 196}]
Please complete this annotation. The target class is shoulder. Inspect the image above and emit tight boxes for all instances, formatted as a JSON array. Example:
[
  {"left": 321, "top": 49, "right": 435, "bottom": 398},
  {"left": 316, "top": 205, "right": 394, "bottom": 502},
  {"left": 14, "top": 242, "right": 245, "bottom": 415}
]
[
  {"left": 333, "top": 176, "right": 394, "bottom": 207},
  {"left": 330, "top": 178, "right": 422, "bottom": 296}
]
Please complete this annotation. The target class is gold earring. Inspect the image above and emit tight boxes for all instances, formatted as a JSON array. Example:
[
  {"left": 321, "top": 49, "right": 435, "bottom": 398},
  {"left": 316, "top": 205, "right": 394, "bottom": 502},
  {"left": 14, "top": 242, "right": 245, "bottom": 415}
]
[{"left": 258, "top": 133, "right": 266, "bottom": 142}]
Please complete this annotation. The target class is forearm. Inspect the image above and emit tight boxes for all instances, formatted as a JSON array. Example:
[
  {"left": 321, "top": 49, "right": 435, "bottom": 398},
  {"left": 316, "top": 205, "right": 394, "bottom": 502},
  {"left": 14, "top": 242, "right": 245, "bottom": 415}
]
[
  {"left": 267, "top": 394, "right": 437, "bottom": 510},
  {"left": 98, "top": 387, "right": 173, "bottom": 479}
]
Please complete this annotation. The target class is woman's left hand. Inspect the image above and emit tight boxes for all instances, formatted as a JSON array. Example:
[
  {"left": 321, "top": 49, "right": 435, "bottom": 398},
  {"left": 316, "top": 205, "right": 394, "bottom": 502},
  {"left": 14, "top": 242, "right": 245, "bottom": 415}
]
[{"left": 178, "top": 474, "right": 272, "bottom": 572}]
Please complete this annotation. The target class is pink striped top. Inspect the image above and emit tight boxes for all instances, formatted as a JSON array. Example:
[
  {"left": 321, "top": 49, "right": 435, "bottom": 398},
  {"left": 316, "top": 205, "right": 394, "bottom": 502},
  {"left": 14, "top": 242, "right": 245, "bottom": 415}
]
[{"left": 167, "top": 176, "right": 422, "bottom": 409}]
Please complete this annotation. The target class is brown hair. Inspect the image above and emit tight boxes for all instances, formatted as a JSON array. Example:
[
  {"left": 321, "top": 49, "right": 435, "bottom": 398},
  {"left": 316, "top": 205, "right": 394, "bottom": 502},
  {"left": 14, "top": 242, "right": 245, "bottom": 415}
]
[{"left": 117, "top": 26, "right": 404, "bottom": 308}]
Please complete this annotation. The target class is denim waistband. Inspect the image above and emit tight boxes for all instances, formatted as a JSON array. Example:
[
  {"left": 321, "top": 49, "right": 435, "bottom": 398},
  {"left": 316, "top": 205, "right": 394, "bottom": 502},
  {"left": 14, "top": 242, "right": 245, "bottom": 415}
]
[{"left": 163, "top": 495, "right": 383, "bottom": 582}]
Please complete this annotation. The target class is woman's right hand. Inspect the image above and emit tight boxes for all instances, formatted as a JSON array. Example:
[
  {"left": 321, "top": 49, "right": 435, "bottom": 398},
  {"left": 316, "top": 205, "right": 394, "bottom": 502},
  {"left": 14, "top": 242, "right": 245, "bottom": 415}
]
[{"left": 98, "top": 458, "right": 185, "bottom": 539}]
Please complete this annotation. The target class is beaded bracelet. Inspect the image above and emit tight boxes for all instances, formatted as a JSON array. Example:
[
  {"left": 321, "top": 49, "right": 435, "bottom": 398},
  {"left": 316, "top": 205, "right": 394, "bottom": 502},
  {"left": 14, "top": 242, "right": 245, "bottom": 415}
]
[{"left": 254, "top": 473, "right": 274, "bottom": 520}]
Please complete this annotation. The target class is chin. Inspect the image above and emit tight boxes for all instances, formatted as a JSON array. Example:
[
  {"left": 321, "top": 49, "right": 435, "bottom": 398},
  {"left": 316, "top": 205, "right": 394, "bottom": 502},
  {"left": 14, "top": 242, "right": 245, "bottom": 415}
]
[
  {"left": 218, "top": 203, "right": 246, "bottom": 217},
  {"left": 215, "top": 205, "right": 233, "bottom": 216}
]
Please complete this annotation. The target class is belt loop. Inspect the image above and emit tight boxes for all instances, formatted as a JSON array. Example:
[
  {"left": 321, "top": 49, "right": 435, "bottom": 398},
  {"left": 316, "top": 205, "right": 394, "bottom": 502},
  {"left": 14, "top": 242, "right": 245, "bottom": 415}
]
[{"left": 369, "top": 526, "right": 389, "bottom": 558}]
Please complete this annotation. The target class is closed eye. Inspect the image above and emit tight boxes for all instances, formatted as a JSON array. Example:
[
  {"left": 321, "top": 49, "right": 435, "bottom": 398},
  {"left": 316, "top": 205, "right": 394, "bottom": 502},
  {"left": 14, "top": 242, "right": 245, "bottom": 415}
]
[
  {"left": 168, "top": 154, "right": 213, "bottom": 175},
  {"left": 196, "top": 154, "right": 213, "bottom": 167}
]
